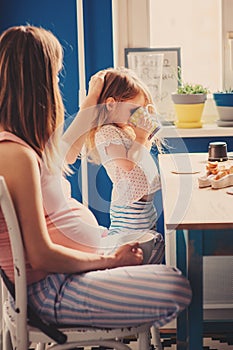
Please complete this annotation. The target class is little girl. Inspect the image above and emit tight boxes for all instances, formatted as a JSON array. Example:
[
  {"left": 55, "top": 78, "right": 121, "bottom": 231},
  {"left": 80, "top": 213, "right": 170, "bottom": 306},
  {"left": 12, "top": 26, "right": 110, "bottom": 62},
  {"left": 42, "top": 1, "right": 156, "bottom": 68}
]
[{"left": 85, "top": 67, "right": 164, "bottom": 262}]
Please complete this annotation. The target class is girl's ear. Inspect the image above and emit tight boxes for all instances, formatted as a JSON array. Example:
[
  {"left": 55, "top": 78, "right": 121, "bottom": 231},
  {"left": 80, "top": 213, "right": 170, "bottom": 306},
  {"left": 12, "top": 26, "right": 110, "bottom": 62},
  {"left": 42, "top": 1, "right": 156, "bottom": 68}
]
[{"left": 105, "top": 97, "right": 116, "bottom": 111}]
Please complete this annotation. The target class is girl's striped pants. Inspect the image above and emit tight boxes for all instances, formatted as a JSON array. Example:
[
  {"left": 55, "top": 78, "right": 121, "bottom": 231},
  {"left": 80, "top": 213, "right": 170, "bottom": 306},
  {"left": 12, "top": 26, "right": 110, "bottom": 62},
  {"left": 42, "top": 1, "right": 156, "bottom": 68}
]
[{"left": 109, "top": 200, "right": 157, "bottom": 232}]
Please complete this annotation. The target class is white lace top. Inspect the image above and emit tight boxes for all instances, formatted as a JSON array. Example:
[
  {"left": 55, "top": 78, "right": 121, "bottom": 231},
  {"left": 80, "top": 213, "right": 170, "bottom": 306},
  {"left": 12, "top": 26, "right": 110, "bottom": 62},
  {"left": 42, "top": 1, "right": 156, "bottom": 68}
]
[{"left": 95, "top": 124, "right": 160, "bottom": 205}]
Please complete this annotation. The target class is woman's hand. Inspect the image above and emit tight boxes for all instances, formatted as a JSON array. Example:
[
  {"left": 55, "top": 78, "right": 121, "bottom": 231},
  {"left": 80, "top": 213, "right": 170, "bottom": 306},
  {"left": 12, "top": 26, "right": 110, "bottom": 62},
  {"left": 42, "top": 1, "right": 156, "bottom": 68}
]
[
  {"left": 113, "top": 242, "right": 143, "bottom": 267},
  {"left": 63, "top": 70, "right": 106, "bottom": 163},
  {"left": 80, "top": 70, "right": 106, "bottom": 110},
  {"left": 88, "top": 71, "right": 106, "bottom": 99}
]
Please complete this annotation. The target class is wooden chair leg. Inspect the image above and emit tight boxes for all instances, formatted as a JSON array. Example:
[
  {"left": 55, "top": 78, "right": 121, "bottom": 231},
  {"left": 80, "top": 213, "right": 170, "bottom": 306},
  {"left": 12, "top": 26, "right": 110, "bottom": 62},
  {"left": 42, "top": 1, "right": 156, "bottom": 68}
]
[
  {"left": 34, "top": 342, "right": 46, "bottom": 350},
  {"left": 151, "top": 326, "right": 162, "bottom": 350},
  {"left": 2, "top": 328, "right": 13, "bottom": 350},
  {"left": 138, "top": 329, "right": 151, "bottom": 350}
]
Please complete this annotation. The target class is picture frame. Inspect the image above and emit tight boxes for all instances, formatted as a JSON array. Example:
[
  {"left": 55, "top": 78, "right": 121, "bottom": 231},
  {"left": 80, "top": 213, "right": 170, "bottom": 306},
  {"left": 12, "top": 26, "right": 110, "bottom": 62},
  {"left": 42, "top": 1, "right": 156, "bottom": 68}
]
[{"left": 125, "top": 47, "right": 181, "bottom": 124}]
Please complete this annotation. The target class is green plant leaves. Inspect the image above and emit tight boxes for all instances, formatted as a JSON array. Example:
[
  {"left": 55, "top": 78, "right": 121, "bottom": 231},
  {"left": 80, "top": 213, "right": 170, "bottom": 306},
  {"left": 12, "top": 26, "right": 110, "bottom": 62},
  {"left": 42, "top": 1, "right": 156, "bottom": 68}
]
[{"left": 177, "top": 83, "right": 209, "bottom": 94}]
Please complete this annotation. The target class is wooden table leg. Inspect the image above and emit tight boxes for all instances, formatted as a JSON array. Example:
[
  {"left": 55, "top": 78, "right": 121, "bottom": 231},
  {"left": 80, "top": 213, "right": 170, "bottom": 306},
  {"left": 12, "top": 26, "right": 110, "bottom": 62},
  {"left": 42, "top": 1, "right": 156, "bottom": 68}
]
[
  {"left": 176, "top": 229, "right": 204, "bottom": 350},
  {"left": 186, "top": 229, "right": 204, "bottom": 350},
  {"left": 176, "top": 229, "right": 188, "bottom": 350}
]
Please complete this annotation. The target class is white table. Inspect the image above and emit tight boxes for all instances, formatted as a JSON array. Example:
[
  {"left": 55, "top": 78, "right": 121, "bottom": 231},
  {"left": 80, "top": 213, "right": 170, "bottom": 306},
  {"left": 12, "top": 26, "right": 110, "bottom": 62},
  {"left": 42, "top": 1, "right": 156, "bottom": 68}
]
[{"left": 158, "top": 153, "right": 233, "bottom": 350}]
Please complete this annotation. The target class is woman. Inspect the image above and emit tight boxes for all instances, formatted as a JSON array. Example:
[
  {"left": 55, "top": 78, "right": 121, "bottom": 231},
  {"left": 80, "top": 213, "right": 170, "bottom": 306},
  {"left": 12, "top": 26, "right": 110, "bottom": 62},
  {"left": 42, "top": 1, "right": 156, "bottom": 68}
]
[{"left": 0, "top": 25, "right": 191, "bottom": 327}]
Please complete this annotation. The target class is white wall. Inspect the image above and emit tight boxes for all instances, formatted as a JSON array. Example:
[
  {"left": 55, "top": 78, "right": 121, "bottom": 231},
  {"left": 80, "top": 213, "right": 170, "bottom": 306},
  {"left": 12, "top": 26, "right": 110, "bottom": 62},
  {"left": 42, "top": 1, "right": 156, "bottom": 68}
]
[
  {"left": 149, "top": 0, "right": 222, "bottom": 92},
  {"left": 112, "top": 0, "right": 150, "bottom": 67},
  {"left": 222, "top": 0, "right": 233, "bottom": 90},
  {"left": 113, "top": 0, "right": 223, "bottom": 91},
  {"left": 112, "top": 0, "right": 223, "bottom": 121}
]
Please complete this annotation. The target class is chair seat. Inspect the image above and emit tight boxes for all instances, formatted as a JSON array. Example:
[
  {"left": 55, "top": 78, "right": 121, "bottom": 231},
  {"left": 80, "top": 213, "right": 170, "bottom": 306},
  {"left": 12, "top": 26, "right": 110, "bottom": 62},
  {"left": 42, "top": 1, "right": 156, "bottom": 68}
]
[{"left": 3, "top": 298, "right": 152, "bottom": 350}]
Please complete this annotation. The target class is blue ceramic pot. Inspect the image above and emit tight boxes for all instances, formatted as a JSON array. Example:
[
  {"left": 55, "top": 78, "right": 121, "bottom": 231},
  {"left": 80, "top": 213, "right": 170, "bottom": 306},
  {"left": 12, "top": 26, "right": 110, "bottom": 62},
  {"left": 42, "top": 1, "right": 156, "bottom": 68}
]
[
  {"left": 213, "top": 92, "right": 233, "bottom": 125},
  {"left": 213, "top": 92, "right": 233, "bottom": 106}
]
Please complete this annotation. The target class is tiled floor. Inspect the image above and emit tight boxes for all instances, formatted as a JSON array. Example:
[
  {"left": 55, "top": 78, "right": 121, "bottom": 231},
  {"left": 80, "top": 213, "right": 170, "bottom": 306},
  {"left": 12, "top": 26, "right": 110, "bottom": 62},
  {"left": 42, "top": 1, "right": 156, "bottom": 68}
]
[
  {"left": 29, "top": 320, "right": 233, "bottom": 349},
  {"left": 31, "top": 334, "right": 233, "bottom": 350},
  {"left": 30, "top": 323, "right": 233, "bottom": 349},
  {"left": 74, "top": 328, "right": 233, "bottom": 350},
  {"left": 158, "top": 336, "right": 233, "bottom": 350},
  {"left": 80, "top": 338, "right": 233, "bottom": 350}
]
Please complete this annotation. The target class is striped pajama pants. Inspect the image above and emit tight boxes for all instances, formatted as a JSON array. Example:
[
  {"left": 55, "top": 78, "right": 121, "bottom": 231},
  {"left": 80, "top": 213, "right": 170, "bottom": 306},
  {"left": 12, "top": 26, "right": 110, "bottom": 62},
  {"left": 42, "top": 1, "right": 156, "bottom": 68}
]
[{"left": 27, "top": 264, "right": 192, "bottom": 328}]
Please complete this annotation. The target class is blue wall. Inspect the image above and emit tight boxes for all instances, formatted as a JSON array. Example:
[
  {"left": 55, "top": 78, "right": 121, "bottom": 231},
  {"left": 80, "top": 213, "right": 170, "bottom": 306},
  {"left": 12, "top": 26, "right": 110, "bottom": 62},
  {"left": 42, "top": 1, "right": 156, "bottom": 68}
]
[
  {"left": 0, "top": 0, "right": 113, "bottom": 114},
  {"left": 70, "top": 0, "right": 114, "bottom": 226},
  {"left": 0, "top": 0, "right": 79, "bottom": 116}
]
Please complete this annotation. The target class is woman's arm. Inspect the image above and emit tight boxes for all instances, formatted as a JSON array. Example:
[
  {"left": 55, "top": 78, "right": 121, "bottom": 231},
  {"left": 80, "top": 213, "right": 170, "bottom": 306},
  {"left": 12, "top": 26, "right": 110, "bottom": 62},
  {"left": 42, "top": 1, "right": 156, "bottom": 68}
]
[
  {"left": 62, "top": 72, "right": 106, "bottom": 164},
  {"left": 2, "top": 143, "right": 143, "bottom": 274}
]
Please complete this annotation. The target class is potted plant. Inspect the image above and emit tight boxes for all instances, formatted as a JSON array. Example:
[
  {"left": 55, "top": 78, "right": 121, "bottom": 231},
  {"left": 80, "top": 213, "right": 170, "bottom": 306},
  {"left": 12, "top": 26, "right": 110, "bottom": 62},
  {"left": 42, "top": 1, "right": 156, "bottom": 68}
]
[
  {"left": 171, "top": 68, "right": 209, "bottom": 128},
  {"left": 213, "top": 89, "right": 233, "bottom": 127}
]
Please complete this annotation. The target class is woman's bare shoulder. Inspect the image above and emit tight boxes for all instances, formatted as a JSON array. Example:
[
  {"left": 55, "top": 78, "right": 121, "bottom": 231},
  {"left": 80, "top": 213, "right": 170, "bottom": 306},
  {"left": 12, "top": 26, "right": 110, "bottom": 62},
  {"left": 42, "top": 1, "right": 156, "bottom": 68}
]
[{"left": 0, "top": 141, "right": 40, "bottom": 182}]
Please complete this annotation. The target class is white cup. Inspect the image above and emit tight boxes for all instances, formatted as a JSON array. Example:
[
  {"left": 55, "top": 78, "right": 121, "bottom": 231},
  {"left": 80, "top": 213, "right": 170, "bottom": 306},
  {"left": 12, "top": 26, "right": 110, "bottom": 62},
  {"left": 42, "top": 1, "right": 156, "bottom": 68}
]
[{"left": 117, "top": 231, "right": 155, "bottom": 264}]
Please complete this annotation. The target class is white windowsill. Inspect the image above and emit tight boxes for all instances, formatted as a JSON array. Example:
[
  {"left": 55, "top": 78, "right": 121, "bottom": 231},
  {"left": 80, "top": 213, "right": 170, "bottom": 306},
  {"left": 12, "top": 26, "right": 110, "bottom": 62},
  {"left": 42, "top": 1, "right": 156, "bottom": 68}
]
[{"left": 159, "top": 123, "right": 233, "bottom": 138}]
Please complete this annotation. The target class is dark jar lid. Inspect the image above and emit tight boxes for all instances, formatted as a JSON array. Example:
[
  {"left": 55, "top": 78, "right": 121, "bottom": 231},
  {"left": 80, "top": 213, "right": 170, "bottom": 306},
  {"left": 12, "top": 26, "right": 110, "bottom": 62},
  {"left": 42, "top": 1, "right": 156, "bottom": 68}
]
[{"left": 208, "top": 141, "right": 228, "bottom": 162}]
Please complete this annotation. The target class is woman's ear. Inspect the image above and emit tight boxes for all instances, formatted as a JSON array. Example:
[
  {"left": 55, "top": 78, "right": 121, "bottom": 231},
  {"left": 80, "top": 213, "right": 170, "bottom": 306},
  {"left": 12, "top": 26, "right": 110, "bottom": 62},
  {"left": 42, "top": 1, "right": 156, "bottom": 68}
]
[{"left": 105, "top": 97, "right": 116, "bottom": 111}]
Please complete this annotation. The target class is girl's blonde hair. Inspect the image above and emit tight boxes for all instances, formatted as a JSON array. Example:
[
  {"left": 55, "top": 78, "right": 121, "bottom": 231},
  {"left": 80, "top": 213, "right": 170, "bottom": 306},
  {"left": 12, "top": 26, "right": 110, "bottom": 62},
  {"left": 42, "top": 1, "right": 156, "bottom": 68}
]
[
  {"left": 85, "top": 67, "right": 161, "bottom": 164},
  {"left": 0, "top": 25, "right": 65, "bottom": 171}
]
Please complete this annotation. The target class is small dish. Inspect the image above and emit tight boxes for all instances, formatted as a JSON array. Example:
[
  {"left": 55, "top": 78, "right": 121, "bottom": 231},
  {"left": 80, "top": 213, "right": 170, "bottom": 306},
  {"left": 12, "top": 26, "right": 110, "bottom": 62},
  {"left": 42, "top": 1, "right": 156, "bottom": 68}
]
[
  {"left": 198, "top": 173, "right": 233, "bottom": 189},
  {"left": 226, "top": 187, "right": 233, "bottom": 195},
  {"left": 216, "top": 119, "right": 233, "bottom": 127},
  {"left": 198, "top": 174, "right": 215, "bottom": 188},
  {"left": 211, "top": 173, "right": 233, "bottom": 189}
]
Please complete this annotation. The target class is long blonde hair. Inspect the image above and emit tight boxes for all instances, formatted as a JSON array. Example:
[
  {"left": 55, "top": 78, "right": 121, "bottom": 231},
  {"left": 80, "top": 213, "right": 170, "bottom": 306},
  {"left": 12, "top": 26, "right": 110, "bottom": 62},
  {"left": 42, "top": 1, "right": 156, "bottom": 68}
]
[
  {"left": 85, "top": 67, "right": 158, "bottom": 164},
  {"left": 0, "top": 25, "right": 65, "bottom": 171}
]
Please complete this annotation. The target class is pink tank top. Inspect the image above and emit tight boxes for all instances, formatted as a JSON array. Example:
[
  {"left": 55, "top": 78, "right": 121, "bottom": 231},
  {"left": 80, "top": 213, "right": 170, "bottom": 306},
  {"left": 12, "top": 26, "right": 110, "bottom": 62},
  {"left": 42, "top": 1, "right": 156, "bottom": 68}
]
[{"left": 0, "top": 132, "right": 102, "bottom": 284}]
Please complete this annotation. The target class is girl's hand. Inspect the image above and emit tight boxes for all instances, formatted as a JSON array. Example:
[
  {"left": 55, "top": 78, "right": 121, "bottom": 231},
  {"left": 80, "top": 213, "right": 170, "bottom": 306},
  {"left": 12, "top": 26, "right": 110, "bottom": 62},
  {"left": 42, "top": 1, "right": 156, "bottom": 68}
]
[
  {"left": 113, "top": 242, "right": 143, "bottom": 267},
  {"left": 130, "top": 116, "right": 153, "bottom": 143}
]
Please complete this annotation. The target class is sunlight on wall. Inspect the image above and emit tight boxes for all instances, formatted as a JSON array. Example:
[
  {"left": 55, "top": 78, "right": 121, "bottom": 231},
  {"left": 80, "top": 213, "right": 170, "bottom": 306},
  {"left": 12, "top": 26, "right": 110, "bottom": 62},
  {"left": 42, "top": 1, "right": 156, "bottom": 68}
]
[{"left": 149, "top": 0, "right": 222, "bottom": 92}]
